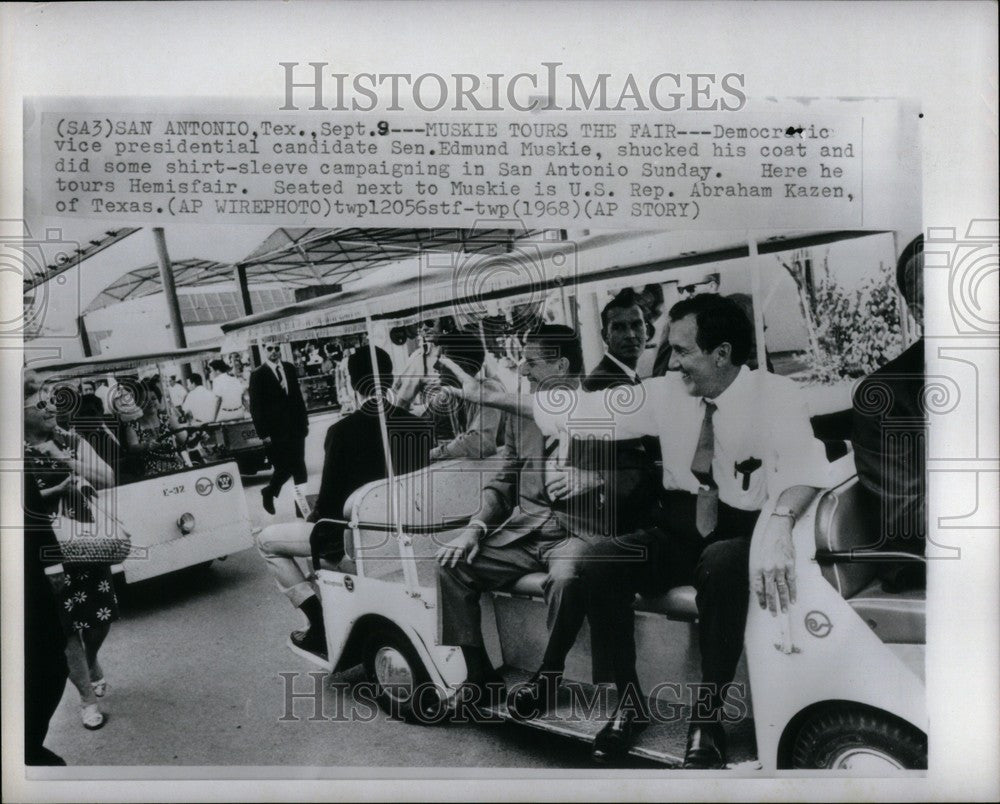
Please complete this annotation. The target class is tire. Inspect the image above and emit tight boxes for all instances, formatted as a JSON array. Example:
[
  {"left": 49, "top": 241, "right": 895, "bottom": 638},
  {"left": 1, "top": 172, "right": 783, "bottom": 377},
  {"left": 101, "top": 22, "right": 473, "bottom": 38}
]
[
  {"left": 791, "top": 705, "right": 927, "bottom": 770},
  {"left": 361, "top": 627, "right": 446, "bottom": 725}
]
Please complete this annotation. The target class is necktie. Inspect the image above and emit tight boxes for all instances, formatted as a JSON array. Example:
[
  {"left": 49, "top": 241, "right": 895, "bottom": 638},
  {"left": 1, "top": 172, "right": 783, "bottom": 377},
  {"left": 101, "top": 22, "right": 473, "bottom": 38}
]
[
  {"left": 691, "top": 400, "right": 718, "bottom": 537},
  {"left": 275, "top": 363, "right": 288, "bottom": 394}
]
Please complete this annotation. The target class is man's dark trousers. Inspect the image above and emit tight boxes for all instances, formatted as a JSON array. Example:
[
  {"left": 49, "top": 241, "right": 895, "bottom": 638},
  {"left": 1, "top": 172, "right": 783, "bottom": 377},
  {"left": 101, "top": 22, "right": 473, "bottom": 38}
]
[
  {"left": 588, "top": 491, "right": 760, "bottom": 695},
  {"left": 266, "top": 435, "right": 308, "bottom": 496}
]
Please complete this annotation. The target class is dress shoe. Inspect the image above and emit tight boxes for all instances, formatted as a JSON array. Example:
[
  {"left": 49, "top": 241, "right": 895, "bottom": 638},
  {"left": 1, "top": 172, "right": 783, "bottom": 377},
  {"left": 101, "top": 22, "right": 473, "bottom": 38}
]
[
  {"left": 261, "top": 487, "right": 276, "bottom": 515},
  {"left": 509, "top": 670, "right": 561, "bottom": 721},
  {"left": 683, "top": 722, "right": 727, "bottom": 769},
  {"left": 288, "top": 627, "right": 328, "bottom": 662},
  {"left": 591, "top": 696, "right": 651, "bottom": 764}
]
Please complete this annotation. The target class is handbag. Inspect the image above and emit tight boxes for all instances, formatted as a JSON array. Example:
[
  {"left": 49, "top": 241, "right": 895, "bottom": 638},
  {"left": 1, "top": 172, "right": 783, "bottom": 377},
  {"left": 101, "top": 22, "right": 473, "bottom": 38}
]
[{"left": 52, "top": 486, "right": 133, "bottom": 564}]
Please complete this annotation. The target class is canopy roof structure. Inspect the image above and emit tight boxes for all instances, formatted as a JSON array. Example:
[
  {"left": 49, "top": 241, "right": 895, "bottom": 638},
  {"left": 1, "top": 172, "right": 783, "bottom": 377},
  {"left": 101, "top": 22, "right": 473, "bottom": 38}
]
[
  {"left": 83, "top": 226, "right": 551, "bottom": 314},
  {"left": 238, "top": 226, "right": 551, "bottom": 285},
  {"left": 22, "top": 227, "right": 141, "bottom": 295},
  {"left": 84, "top": 258, "right": 239, "bottom": 313}
]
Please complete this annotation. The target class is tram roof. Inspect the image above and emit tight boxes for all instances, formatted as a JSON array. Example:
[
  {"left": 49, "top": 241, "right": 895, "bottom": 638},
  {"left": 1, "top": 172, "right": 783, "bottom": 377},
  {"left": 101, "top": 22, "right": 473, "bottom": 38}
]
[
  {"left": 220, "top": 229, "right": 891, "bottom": 345},
  {"left": 29, "top": 345, "right": 221, "bottom": 377}
]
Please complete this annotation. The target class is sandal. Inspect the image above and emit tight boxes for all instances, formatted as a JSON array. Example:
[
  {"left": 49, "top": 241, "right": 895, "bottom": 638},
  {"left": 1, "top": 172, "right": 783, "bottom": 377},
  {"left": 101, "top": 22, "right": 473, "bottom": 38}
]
[
  {"left": 81, "top": 703, "right": 105, "bottom": 730},
  {"left": 91, "top": 678, "right": 108, "bottom": 698}
]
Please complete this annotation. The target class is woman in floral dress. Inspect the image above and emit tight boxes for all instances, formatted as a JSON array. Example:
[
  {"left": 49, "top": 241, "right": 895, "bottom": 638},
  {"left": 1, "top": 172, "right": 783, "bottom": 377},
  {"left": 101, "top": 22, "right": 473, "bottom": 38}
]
[
  {"left": 119, "top": 377, "right": 187, "bottom": 479},
  {"left": 24, "top": 401, "right": 119, "bottom": 730}
]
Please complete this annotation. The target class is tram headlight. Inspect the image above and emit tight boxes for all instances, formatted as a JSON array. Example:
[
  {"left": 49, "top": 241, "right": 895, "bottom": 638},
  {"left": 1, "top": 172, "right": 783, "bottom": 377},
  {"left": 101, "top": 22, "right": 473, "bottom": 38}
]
[{"left": 177, "top": 512, "right": 196, "bottom": 535}]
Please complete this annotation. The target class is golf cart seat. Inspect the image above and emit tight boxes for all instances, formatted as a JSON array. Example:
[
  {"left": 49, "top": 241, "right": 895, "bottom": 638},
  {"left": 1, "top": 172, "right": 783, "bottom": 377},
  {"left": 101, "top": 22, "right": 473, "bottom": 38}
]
[
  {"left": 813, "top": 476, "right": 925, "bottom": 644},
  {"left": 508, "top": 573, "right": 699, "bottom": 622}
]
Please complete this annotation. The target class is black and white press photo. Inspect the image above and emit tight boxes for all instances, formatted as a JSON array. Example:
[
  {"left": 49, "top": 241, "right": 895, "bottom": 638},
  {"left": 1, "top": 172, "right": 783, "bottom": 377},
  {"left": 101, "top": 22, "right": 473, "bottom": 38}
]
[{"left": 2, "top": 3, "right": 997, "bottom": 803}]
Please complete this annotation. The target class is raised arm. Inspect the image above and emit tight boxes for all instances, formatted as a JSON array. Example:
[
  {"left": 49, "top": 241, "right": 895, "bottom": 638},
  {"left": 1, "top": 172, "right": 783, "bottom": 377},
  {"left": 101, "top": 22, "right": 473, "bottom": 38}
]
[
  {"left": 430, "top": 385, "right": 503, "bottom": 461},
  {"left": 74, "top": 436, "right": 115, "bottom": 490},
  {"left": 392, "top": 347, "right": 431, "bottom": 409},
  {"left": 437, "top": 355, "right": 534, "bottom": 418}
]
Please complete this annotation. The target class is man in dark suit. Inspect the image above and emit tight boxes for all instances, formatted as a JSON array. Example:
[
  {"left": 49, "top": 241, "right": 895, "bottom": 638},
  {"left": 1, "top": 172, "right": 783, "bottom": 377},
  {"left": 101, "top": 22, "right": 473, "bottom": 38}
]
[
  {"left": 852, "top": 235, "right": 926, "bottom": 588},
  {"left": 585, "top": 289, "right": 647, "bottom": 391},
  {"left": 249, "top": 340, "right": 310, "bottom": 517},
  {"left": 436, "top": 325, "right": 626, "bottom": 719},
  {"left": 583, "top": 289, "right": 662, "bottom": 530},
  {"left": 256, "top": 346, "right": 433, "bottom": 661}
]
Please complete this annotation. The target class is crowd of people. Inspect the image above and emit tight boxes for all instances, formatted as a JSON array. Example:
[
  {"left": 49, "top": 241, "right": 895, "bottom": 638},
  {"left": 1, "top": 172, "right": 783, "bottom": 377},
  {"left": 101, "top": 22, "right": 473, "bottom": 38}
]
[{"left": 251, "top": 237, "right": 926, "bottom": 768}]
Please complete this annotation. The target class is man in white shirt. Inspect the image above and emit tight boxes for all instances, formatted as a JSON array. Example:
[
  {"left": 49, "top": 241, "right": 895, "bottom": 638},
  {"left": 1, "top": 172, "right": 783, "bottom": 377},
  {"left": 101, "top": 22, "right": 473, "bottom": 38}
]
[
  {"left": 533, "top": 294, "right": 832, "bottom": 766},
  {"left": 93, "top": 379, "right": 111, "bottom": 412},
  {"left": 167, "top": 375, "right": 188, "bottom": 412},
  {"left": 182, "top": 373, "right": 219, "bottom": 425},
  {"left": 209, "top": 359, "right": 246, "bottom": 421},
  {"left": 442, "top": 294, "right": 834, "bottom": 766}
]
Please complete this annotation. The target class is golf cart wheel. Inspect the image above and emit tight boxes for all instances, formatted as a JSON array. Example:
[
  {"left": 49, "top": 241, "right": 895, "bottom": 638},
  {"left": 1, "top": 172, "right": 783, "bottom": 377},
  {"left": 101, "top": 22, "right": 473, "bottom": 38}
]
[
  {"left": 361, "top": 628, "right": 445, "bottom": 725},
  {"left": 791, "top": 705, "right": 927, "bottom": 770}
]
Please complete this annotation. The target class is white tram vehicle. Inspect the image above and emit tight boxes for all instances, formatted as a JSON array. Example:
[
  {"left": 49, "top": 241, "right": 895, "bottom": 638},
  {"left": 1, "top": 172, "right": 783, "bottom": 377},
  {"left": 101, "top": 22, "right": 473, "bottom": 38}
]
[
  {"left": 30, "top": 347, "right": 255, "bottom": 583},
  {"left": 222, "top": 228, "right": 927, "bottom": 770}
]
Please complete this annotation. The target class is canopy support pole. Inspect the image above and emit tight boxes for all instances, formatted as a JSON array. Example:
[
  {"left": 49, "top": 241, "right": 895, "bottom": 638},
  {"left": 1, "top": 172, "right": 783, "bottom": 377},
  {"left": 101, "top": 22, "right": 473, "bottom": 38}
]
[
  {"left": 152, "top": 228, "right": 187, "bottom": 350},
  {"left": 234, "top": 263, "right": 254, "bottom": 317},
  {"left": 746, "top": 234, "right": 769, "bottom": 373},
  {"left": 77, "top": 315, "right": 93, "bottom": 357},
  {"left": 234, "top": 263, "right": 260, "bottom": 366},
  {"left": 365, "top": 314, "right": 419, "bottom": 593}
]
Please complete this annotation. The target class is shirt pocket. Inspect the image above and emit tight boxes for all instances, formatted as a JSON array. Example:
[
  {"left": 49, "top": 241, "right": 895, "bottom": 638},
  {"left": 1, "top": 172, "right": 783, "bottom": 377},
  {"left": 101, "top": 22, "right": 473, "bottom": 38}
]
[{"left": 732, "top": 455, "right": 767, "bottom": 508}]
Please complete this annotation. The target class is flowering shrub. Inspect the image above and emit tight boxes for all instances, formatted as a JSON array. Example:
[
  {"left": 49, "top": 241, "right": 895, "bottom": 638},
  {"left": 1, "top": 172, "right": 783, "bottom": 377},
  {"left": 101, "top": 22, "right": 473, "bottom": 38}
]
[{"left": 803, "top": 260, "right": 905, "bottom": 382}]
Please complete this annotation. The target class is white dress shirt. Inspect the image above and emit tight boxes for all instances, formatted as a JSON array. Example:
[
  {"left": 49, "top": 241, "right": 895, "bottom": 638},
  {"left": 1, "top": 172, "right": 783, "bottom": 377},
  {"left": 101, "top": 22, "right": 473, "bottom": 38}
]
[
  {"left": 183, "top": 385, "right": 218, "bottom": 425},
  {"left": 533, "top": 365, "right": 837, "bottom": 510},
  {"left": 212, "top": 373, "right": 246, "bottom": 420},
  {"left": 168, "top": 383, "right": 188, "bottom": 408}
]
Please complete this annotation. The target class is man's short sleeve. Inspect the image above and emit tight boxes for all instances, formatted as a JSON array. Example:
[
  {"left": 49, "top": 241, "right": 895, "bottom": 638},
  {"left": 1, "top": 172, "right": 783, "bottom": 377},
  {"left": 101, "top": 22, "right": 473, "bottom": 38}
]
[{"left": 765, "top": 375, "right": 844, "bottom": 497}]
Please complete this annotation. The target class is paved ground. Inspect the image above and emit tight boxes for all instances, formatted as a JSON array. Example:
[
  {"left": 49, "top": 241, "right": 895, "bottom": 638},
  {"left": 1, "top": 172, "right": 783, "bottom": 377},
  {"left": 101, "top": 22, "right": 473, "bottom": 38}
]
[{"left": 43, "top": 411, "right": 659, "bottom": 769}]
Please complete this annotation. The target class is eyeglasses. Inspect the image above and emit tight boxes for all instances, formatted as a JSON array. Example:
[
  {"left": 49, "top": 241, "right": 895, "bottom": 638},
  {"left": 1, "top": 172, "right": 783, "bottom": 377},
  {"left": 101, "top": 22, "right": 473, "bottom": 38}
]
[{"left": 264, "top": 344, "right": 280, "bottom": 352}]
